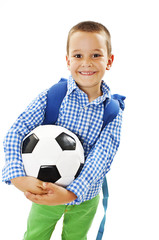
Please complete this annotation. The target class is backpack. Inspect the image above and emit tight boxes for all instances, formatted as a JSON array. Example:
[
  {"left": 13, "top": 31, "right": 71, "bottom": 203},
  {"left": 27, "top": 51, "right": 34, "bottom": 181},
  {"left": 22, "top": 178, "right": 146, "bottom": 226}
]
[{"left": 42, "top": 78, "right": 125, "bottom": 240}]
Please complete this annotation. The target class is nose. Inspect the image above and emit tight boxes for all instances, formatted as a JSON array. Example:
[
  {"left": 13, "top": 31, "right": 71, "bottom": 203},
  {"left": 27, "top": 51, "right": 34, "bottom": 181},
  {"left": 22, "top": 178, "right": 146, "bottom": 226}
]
[{"left": 81, "top": 58, "right": 92, "bottom": 67}]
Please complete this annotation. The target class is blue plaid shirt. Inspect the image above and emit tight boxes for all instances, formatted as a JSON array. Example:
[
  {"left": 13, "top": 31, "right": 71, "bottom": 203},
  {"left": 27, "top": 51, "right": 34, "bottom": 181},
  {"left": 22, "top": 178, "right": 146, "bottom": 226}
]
[{"left": 2, "top": 76, "right": 124, "bottom": 205}]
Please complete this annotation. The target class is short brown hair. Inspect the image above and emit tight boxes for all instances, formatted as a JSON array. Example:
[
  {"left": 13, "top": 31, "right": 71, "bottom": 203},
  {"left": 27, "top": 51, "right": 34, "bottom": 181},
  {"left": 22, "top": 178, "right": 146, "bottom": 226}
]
[{"left": 66, "top": 21, "right": 112, "bottom": 56}]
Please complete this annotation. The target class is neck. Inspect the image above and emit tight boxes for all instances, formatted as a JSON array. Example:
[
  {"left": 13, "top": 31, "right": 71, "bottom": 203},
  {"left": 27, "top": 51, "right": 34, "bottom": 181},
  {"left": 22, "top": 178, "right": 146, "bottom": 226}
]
[{"left": 79, "top": 85, "right": 103, "bottom": 102}]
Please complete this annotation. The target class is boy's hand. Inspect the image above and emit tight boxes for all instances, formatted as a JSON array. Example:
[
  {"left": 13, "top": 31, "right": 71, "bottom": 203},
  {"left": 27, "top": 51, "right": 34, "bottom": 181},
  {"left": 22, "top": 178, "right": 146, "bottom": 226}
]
[
  {"left": 11, "top": 176, "right": 48, "bottom": 195},
  {"left": 24, "top": 182, "right": 77, "bottom": 205}
]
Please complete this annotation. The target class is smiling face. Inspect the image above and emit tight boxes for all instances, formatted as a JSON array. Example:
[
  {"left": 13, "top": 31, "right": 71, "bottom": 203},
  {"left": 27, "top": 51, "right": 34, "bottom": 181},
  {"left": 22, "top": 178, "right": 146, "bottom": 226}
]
[{"left": 66, "top": 31, "right": 114, "bottom": 95}]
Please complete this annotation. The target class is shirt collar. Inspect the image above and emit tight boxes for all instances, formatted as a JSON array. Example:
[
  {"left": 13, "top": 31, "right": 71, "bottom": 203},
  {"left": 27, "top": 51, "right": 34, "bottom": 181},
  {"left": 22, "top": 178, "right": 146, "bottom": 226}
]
[
  {"left": 67, "top": 75, "right": 78, "bottom": 95},
  {"left": 67, "top": 75, "right": 111, "bottom": 104}
]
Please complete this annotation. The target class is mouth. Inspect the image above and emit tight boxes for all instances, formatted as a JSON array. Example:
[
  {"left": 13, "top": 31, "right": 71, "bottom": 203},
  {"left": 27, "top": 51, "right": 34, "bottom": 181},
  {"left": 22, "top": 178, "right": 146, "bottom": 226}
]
[{"left": 78, "top": 71, "right": 96, "bottom": 76}]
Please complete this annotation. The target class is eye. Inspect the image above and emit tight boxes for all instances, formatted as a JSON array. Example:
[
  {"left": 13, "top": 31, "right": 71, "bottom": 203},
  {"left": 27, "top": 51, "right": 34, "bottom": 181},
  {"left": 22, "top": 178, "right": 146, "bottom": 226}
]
[
  {"left": 93, "top": 54, "right": 101, "bottom": 58},
  {"left": 74, "top": 54, "right": 82, "bottom": 58}
]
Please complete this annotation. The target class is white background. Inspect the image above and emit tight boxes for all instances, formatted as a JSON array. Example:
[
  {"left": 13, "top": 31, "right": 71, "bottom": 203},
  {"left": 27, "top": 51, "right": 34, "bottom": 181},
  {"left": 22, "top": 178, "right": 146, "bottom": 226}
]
[{"left": 0, "top": 0, "right": 159, "bottom": 239}]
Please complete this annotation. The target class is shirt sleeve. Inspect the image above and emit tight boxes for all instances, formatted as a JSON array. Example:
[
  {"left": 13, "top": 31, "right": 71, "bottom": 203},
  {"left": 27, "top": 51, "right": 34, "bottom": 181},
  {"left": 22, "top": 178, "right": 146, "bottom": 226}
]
[
  {"left": 66, "top": 108, "right": 123, "bottom": 204},
  {"left": 2, "top": 90, "right": 48, "bottom": 184}
]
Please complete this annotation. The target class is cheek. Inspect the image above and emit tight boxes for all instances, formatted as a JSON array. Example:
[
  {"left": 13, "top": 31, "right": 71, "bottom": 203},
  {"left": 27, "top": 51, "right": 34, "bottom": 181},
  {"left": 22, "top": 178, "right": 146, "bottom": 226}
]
[
  {"left": 67, "top": 58, "right": 77, "bottom": 71},
  {"left": 96, "top": 61, "right": 107, "bottom": 71},
  {"left": 70, "top": 60, "right": 79, "bottom": 71}
]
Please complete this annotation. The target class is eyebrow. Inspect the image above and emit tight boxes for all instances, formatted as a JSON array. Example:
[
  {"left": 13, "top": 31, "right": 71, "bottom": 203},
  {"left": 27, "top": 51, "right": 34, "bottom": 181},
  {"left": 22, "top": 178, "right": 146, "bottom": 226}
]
[
  {"left": 72, "top": 49, "right": 103, "bottom": 53},
  {"left": 72, "top": 50, "right": 81, "bottom": 53},
  {"left": 92, "top": 49, "right": 103, "bottom": 52}
]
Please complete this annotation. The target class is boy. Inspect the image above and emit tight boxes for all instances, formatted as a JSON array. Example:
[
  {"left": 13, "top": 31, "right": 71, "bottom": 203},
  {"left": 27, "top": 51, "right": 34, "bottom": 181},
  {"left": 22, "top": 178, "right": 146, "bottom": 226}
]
[{"left": 2, "top": 21, "right": 125, "bottom": 239}]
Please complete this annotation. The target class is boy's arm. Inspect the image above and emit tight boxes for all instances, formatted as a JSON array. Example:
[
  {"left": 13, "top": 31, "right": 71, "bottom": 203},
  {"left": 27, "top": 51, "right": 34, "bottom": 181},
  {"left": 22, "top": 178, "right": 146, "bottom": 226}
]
[
  {"left": 2, "top": 90, "right": 47, "bottom": 189},
  {"left": 2, "top": 88, "right": 76, "bottom": 202},
  {"left": 66, "top": 108, "right": 124, "bottom": 204}
]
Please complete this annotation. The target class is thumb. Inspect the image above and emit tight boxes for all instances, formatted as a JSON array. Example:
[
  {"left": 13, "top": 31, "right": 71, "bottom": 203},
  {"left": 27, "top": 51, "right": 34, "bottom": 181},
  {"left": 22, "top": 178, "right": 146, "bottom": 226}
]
[{"left": 43, "top": 182, "right": 56, "bottom": 190}]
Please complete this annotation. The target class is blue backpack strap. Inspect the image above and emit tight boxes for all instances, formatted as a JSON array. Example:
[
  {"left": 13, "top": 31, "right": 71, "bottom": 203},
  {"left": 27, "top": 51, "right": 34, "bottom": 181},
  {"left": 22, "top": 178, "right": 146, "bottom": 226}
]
[
  {"left": 96, "top": 177, "right": 109, "bottom": 240},
  {"left": 102, "top": 94, "right": 126, "bottom": 130},
  {"left": 42, "top": 78, "right": 68, "bottom": 125},
  {"left": 97, "top": 94, "right": 126, "bottom": 240}
]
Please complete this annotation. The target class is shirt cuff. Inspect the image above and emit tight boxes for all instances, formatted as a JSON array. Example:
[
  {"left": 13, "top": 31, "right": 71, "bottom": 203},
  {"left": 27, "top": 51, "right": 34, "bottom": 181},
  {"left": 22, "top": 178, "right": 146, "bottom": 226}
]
[
  {"left": 66, "top": 177, "right": 90, "bottom": 204},
  {"left": 2, "top": 161, "right": 26, "bottom": 185}
]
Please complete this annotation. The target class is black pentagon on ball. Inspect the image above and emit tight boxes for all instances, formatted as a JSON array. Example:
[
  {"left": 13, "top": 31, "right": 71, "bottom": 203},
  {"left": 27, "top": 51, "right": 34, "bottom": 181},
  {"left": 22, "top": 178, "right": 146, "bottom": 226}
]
[
  {"left": 75, "top": 163, "right": 84, "bottom": 179},
  {"left": 55, "top": 132, "right": 76, "bottom": 150},
  {"left": 37, "top": 165, "right": 61, "bottom": 183},
  {"left": 22, "top": 133, "right": 39, "bottom": 153}
]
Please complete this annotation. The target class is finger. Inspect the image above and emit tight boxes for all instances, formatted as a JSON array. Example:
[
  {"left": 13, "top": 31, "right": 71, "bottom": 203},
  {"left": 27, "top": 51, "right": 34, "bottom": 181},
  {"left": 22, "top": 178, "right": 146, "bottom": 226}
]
[
  {"left": 24, "top": 192, "right": 43, "bottom": 204},
  {"left": 43, "top": 182, "right": 56, "bottom": 190},
  {"left": 37, "top": 186, "right": 49, "bottom": 194},
  {"left": 25, "top": 191, "right": 54, "bottom": 204},
  {"left": 37, "top": 179, "right": 46, "bottom": 187}
]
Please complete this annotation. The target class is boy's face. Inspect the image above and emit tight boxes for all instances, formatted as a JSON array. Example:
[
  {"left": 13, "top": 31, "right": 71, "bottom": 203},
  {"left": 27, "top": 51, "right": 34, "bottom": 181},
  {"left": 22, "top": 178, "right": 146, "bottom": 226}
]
[{"left": 66, "top": 31, "right": 113, "bottom": 92}]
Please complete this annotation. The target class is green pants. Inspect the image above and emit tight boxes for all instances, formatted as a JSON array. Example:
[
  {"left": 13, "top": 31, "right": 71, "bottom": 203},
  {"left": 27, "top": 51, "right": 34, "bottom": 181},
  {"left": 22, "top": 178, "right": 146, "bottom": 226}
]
[{"left": 23, "top": 195, "right": 100, "bottom": 240}]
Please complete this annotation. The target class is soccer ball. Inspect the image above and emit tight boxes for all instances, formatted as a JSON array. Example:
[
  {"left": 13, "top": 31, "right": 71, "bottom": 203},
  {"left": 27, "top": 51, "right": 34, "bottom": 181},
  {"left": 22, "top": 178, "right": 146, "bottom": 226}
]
[{"left": 21, "top": 125, "right": 85, "bottom": 187}]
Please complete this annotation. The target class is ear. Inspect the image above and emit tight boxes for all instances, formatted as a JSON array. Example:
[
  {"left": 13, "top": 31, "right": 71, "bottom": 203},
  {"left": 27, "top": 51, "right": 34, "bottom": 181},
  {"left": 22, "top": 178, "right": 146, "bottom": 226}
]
[
  {"left": 66, "top": 55, "right": 70, "bottom": 71},
  {"left": 106, "top": 54, "right": 114, "bottom": 70}
]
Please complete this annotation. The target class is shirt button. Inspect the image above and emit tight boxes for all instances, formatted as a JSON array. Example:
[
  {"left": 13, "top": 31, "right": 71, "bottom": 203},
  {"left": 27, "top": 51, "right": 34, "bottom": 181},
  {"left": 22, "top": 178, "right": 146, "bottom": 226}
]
[{"left": 84, "top": 106, "right": 88, "bottom": 110}]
